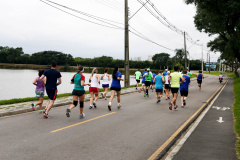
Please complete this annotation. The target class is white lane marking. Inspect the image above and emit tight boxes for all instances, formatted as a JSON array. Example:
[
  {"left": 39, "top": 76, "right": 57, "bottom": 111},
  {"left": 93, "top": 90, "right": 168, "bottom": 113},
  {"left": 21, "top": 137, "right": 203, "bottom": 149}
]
[
  {"left": 212, "top": 106, "right": 230, "bottom": 111},
  {"left": 217, "top": 117, "right": 224, "bottom": 123},
  {"left": 164, "top": 79, "right": 228, "bottom": 160}
]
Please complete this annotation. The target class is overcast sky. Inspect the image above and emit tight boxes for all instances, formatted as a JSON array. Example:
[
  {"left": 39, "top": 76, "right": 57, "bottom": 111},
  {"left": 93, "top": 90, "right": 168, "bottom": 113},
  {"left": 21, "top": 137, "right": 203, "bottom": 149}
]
[{"left": 0, "top": 0, "right": 220, "bottom": 62}]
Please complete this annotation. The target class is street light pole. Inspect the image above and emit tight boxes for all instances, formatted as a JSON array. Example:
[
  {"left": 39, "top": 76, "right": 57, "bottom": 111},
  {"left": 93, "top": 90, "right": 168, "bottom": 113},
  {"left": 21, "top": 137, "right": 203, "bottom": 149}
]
[
  {"left": 201, "top": 44, "right": 204, "bottom": 73},
  {"left": 124, "top": 0, "right": 130, "bottom": 88},
  {"left": 184, "top": 32, "right": 187, "bottom": 70}
]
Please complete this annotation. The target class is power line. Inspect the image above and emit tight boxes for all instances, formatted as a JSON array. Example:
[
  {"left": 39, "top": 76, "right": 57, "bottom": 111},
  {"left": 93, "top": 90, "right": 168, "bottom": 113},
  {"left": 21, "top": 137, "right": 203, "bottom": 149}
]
[
  {"left": 129, "top": 26, "right": 174, "bottom": 51},
  {"left": 40, "top": 0, "right": 124, "bottom": 30},
  {"left": 45, "top": 0, "right": 124, "bottom": 26},
  {"left": 95, "top": 0, "right": 123, "bottom": 13}
]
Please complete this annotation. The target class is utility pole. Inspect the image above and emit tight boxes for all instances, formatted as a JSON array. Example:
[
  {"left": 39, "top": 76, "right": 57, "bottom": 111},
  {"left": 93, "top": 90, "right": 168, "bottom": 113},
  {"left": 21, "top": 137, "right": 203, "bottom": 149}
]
[
  {"left": 124, "top": 0, "right": 130, "bottom": 88},
  {"left": 184, "top": 32, "right": 187, "bottom": 70},
  {"left": 208, "top": 51, "right": 210, "bottom": 73},
  {"left": 201, "top": 44, "right": 203, "bottom": 73}
]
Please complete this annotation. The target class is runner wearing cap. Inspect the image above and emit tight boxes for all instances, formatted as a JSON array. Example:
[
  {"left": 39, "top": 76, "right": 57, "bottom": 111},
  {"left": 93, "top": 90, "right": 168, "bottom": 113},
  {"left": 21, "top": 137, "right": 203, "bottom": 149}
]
[
  {"left": 139, "top": 68, "right": 147, "bottom": 95},
  {"left": 169, "top": 66, "right": 185, "bottom": 110},
  {"left": 143, "top": 68, "right": 153, "bottom": 97},
  {"left": 153, "top": 70, "right": 165, "bottom": 103},
  {"left": 134, "top": 69, "right": 141, "bottom": 90},
  {"left": 164, "top": 71, "right": 171, "bottom": 100}
]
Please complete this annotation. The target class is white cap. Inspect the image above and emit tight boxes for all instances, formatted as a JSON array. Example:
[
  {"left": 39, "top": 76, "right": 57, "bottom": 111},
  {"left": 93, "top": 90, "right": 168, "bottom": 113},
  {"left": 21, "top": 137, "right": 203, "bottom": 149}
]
[
  {"left": 165, "top": 69, "right": 168, "bottom": 71},
  {"left": 167, "top": 71, "right": 170, "bottom": 74}
]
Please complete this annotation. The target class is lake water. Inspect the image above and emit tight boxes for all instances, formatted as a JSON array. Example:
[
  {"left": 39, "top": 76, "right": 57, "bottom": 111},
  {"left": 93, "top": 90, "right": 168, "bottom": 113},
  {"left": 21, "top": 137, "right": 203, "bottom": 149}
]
[{"left": 0, "top": 69, "right": 137, "bottom": 100}]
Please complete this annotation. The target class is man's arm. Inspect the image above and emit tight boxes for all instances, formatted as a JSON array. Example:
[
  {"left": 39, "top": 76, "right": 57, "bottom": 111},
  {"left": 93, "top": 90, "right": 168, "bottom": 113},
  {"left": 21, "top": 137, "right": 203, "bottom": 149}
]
[
  {"left": 57, "top": 77, "right": 62, "bottom": 86},
  {"left": 40, "top": 75, "right": 45, "bottom": 84}
]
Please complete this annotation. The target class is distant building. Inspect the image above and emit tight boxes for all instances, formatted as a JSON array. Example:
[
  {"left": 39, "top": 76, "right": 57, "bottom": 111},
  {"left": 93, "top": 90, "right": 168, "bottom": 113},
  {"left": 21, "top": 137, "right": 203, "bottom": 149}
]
[
  {"left": 134, "top": 57, "right": 141, "bottom": 61},
  {"left": 148, "top": 55, "right": 152, "bottom": 62}
]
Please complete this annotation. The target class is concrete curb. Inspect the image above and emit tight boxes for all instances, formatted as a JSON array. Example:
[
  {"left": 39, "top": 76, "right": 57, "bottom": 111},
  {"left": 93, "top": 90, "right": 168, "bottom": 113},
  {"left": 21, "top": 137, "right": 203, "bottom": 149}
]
[
  {"left": 0, "top": 89, "right": 138, "bottom": 118},
  {"left": 153, "top": 78, "right": 230, "bottom": 160}
]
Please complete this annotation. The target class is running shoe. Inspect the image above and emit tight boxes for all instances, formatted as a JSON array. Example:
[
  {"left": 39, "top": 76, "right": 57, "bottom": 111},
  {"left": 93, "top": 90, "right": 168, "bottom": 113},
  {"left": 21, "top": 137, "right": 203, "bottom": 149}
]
[
  {"left": 93, "top": 102, "right": 97, "bottom": 108},
  {"left": 169, "top": 102, "right": 172, "bottom": 110},
  {"left": 79, "top": 113, "right": 85, "bottom": 119},
  {"left": 105, "top": 97, "right": 107, "bottom": 100},
  {"left": 183, "top": 100, "right": 186, "bottom": 106},
  {"left": 147, "top": 94, "right": 149, "bottom": 97},
  {"left": 158, "top": 97, "right": 161, "bottom": 102},
  {"left": 101, "top": 93, "right": 104, "bottom": 98},
  {"left": 156, "top": 101, "right": 159, "bottom": 104},
  {"left": 144, "top": 94, "right": 146, "bottom": 97},
  {"left": 168, "top": 96, "right": 170, "bottom": 99},
  {"left": 43, "top": 113, "right": 48, "bottom": 118},
  {"left": 108, "top": 105, "right": 111, "bottom": 111},
  {"left": 174, "top": 105, "right": 178, "bottom": 110},
  {"left": 139, "top": 89, "right": 142, "bottom": 93},
  {"left": 136, "top": 87, "right": 138, "bottom": 90},
  {"left": 118, "top": 104, "right": 121, "bottom": 109},
  {"left": 89, "top": 106, "right": 93, "bottom": 109},
  {"left": 181, "top": 105, "right": 184, "bottom": 108},
  {"left": 39, "top": 110, "right": 43, "bottom": 114},
  {"left": 43, "top": 109, "right": 46, "bottom": 113},
  {"left": 66, "top": 108, "right": 71, "bottom": 117},
  {"left": 31, "top": 103, "right": 36, "bottom": 111}
]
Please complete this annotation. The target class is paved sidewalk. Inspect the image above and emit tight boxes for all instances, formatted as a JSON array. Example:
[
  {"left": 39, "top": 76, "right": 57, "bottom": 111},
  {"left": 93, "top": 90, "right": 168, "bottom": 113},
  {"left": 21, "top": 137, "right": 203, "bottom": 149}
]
[
  {"left": 171, "top": 77, "right": 237, "bottom": 160},
  {"left": 0, "top": 87, "right": 138, "bottom": 117}
]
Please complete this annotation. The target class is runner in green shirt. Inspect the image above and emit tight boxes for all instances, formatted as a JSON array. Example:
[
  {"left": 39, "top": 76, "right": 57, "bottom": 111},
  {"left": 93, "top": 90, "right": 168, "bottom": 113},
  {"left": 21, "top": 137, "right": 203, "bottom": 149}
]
[
  {"left": 169, "top": 66, "right": 185, "bottom": 110},
  {"left": 143, "top": 68, "right": 153, "bottom": 97},
  {"left": 187, "top": 70, "right": 192, "bottom": 78},
  {"left": 134, "top": 69, "right": 141, "bottom": 90}
]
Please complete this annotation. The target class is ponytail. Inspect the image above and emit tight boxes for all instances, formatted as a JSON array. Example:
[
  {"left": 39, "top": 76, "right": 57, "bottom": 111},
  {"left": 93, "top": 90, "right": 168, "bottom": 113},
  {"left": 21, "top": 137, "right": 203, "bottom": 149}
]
[{"left": 112, "top": 66, "right": 118, "bottom": 80}]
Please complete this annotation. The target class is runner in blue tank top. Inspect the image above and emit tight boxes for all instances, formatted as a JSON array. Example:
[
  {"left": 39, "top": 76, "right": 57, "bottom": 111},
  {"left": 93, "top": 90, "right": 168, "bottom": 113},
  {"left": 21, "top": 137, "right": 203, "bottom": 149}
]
[
  {"left": 196, "top": 70, "right": 204, "bottom": 90},
  {"left": 153, "top": 71, "right": 165, "bottom": 103},
  {"left": 151, "top": 71, "right": 157, "bottom": 92}
]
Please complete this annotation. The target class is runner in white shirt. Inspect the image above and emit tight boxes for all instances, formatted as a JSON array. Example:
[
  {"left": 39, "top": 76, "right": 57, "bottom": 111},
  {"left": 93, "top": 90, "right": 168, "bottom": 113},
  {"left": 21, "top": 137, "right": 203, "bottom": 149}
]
[
  {"left": 89, "top": 68, "right": 100, "bottom": 109},
  {"left": 101, "top": 68, "right": 111, "bottom": 100}
]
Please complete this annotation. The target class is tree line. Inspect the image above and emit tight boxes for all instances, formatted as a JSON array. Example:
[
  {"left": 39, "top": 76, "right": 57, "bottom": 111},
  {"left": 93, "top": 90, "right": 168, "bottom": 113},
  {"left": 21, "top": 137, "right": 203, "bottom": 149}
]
[
  {"left": 185, "top": 0, "right": 240, "bottom": 77},
  {"left": 0, "top": 46, "right": 202, "bottom": 70}
]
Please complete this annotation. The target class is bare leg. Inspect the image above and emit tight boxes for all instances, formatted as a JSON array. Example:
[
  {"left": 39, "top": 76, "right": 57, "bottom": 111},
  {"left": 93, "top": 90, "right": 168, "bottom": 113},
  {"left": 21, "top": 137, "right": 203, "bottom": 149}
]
[
  {"left": 69, "top": 95, "right": 78, "bottom": 110},
  {"left": 90, "top": 92, "right": 94, "bottom": 106},
  {"left": 45, "top": 100, "right": 54, "bottom": 114},
  {"left": 109, "top": 90, "right": 115, "bottom": 102},
  {"left": 104, "top": 87, "right": 108, "bottom": 98},
  {"left": 94, "top": 93, "right": 98, "bottom": 102},
  {"left": 117, "top": 91, "right": 121, "bottom": 103},
  {"left": 79, "top": 95, "right": 85, "bottom": 115},
  {"left": 156, "top": 92, "right": 158, "bottom": 101},
  {"left": 36, "top": 97, "right": 44, "bottom": 110}
]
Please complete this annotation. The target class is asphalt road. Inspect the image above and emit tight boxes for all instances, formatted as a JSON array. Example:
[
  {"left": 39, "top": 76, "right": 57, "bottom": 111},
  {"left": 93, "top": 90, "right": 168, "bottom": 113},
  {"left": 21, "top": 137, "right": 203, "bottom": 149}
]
[{"left": 0, "top": 75, "right": 225, "bottom": 160}]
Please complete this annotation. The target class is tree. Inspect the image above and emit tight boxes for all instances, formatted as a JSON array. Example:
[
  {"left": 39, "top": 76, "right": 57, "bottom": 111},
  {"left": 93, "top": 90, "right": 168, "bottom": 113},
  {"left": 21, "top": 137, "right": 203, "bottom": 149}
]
[
  {"left": 185, "top": 0, "right": 240, "bottom": 76},
  {"left": 174, "top": 49, "right": 187, "bottom": 68},
  {"left": 152, "top": 53, "right": 170, "bottom": 70}
]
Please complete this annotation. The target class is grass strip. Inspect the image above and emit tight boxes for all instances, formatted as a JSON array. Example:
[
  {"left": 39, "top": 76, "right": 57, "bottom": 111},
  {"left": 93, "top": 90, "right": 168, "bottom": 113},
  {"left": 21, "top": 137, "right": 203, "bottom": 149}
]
[
  {"left": 0, "top": 84, "right": 141, "bottom": 105},
  {"left": 203, "top": 71, "right": 222, "bottom": 76},
  {"left": 225, "top": 72, "right": 240, "bottom": 159}
]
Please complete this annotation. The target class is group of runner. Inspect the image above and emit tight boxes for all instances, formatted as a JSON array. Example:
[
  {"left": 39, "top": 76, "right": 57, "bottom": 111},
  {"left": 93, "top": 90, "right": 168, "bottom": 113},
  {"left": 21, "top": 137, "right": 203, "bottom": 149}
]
[
  {"left": 32, "top": 60, "right": 205, "bottom": 118},
  {"left": 32, "top": 60, "right": 123, "bottom": 119},
  {"left": 135, "top": 66, "right": 200, "bottom": 109}
]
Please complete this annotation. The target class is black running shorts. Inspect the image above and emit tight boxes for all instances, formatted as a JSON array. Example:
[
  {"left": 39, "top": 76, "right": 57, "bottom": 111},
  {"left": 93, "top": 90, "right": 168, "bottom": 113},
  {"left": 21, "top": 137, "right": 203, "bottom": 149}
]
[
  {"left": 197, "top": 80, "right": 202, "bottom": 84},
  {"left": 110, "top": 87, "right": 121, "bottom": 91},
  {"left": 171, "top": 87, "right": 179, "bottom": 94},
  {"left": 136, "top": 79, "right": 140, "bottom": 83},
  {"left": 145, "top": 81, "right": 151, "bottom": 87},
  {"left": 72, "top": 90, "right": 85, "bottom": 96},
  {"left": 46, "top": 88, "right": 57, "bottom": 100},
  {"left": 180, "top": 90, "right": 188, "bottom": 97},
  {"left": 165, "top": 84, "right": 171, "bottom": 89},
  {"left": 155, "top": 89, "right": 163, "bottom": 93}
]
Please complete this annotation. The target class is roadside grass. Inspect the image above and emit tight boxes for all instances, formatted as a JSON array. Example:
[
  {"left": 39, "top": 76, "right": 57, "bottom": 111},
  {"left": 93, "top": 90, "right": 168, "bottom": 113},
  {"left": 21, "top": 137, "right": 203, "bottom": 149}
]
[
  {"left": 225, "top": 72, "right": 240, "bottom": 159},
  {"left": 203, "top": 71, "right": 222, "bottom": 76},
  {"left": 0, "top": 84, "right": 141, "bottom": 105}
]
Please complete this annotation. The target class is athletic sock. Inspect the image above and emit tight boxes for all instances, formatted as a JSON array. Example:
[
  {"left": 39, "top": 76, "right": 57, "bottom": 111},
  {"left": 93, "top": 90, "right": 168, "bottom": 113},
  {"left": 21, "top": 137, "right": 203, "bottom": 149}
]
[
  {"left": 109, "top": 102, "right": 111, "bottom": 106},
  {"left": 117, "top": 103, "right": 120, "bottom": 106}
]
